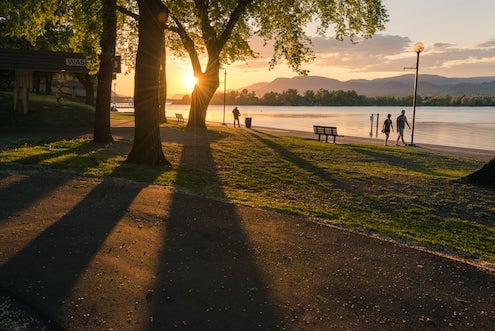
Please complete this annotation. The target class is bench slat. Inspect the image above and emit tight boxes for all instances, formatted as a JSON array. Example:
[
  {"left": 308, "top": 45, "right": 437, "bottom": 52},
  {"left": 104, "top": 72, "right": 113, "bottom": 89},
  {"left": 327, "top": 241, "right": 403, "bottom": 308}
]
[{"left": 313, "top": 125, "right": 342, "bottom": 143}]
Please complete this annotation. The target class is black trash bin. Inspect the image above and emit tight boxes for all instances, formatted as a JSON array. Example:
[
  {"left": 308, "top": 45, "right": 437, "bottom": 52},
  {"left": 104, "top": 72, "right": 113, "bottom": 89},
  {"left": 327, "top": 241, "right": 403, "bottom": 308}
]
[{"left": 245, "top": 117, "right": 252, "bottom": 128}]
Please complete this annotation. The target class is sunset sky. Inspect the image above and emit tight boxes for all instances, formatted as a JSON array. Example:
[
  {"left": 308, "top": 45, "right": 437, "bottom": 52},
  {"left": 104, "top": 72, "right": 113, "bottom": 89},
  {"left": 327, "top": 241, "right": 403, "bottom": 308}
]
[{"left": 114, "top": 0, "right": 495, "bottom": 97}]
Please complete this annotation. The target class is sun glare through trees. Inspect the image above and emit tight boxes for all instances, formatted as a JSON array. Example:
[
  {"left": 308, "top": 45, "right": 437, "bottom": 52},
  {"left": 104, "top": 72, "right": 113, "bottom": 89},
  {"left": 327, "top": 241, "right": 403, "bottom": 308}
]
[{"left": 183, "top": 73, "right": 198, "bottom": 92}]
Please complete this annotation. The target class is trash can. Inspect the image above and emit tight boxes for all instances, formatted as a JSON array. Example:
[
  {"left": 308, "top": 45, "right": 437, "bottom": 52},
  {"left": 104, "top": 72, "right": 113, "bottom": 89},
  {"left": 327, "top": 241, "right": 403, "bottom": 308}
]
[{"left": 245, "top": 117, "right": 252, "bottom": 128}]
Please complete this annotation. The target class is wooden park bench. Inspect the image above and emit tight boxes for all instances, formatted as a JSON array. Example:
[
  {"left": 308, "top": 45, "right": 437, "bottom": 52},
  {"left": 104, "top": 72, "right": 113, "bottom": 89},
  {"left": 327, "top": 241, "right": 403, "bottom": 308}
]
[
  {"left": 175, "top": 113, "right": 184, "bottom": 123},
  {"left": 313, "top": 125, "right": 343, "bottom": 143}
]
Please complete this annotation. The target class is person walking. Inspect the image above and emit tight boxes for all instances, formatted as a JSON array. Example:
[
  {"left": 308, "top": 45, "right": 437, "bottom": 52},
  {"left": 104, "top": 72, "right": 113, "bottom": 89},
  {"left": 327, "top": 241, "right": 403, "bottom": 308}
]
[
  {"left": 382, "top": 113, "right": 394, "bottom": 146},
  {"left": 232, "top": 106, "right": 241, "bottom": 128},
  {"left": 395, "top": 109, "right": 410, "bottom": 146}
]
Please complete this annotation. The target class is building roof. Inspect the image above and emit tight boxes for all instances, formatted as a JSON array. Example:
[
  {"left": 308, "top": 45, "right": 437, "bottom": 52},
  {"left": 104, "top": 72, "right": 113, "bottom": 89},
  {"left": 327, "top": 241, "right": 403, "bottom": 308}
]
[{"left": 0, "top": 48, "right": 88, "bottom": 73}]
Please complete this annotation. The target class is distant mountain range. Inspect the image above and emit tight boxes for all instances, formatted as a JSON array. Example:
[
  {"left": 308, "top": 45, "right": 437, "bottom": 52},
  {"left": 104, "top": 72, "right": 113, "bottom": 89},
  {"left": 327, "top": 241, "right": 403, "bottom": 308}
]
[{"left": 240, "top": 74, "right": 495, "bottom": 98}]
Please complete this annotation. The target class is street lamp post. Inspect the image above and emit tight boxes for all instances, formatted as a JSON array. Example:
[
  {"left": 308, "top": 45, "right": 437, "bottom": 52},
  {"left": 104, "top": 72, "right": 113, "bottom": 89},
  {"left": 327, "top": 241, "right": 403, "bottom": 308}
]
[
  {"left": 222, "top": 70, "right": 227, "bottom": 125},
  {"left": 410, "top": 42, "right": 424, "bottom": 146}
]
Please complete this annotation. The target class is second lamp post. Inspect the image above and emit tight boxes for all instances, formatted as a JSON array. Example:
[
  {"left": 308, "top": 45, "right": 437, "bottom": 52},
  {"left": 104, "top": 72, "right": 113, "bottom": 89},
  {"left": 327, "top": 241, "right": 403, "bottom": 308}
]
[{"left": 410, "top": 42, "right": 424, "bottom": 146}]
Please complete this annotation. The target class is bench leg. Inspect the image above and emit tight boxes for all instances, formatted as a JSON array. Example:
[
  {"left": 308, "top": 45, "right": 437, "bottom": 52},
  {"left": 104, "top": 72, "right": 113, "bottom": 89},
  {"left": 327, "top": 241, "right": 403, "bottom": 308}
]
[
  {"left": 333, "top": 135, "right": 336, "bottom": 143},
  {"left": 325, "top": 135, "right": 328, "bottom": 143}
]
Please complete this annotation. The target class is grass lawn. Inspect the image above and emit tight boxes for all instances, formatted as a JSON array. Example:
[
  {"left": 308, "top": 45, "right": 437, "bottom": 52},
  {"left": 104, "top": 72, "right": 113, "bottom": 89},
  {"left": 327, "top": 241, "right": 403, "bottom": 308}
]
[
  {"left": 0, "top": 91, "right": 94, "bottom": 128},
  {"left": 0, "top": 94, "right": 494, "bottom": 266}
]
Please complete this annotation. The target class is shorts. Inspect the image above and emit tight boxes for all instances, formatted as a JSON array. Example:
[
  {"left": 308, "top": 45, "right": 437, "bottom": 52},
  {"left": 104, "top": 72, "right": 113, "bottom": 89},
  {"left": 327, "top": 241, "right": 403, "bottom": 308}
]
[{"left": 398, "top": 127, "right": 404, "bottom": 136}]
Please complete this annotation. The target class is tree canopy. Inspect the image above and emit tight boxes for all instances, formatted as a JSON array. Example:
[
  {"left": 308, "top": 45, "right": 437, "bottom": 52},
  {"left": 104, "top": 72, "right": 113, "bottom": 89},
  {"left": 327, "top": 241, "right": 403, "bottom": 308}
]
[{"left": 154, "top": 0, "right": 389, "bottom": 128}]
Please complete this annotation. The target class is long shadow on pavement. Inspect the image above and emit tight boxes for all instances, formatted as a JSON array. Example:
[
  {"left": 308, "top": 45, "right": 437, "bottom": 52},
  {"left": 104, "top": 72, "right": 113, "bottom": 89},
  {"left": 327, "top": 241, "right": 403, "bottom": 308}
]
[
  {"left": 0, "top": 170, "right": 72, "bottom": 223},
  {"left": 0, "top": 172, "right": 148, "bottom": 323},
  {"left": 148, "top": 129, "right": 281, "bottom": 330}
]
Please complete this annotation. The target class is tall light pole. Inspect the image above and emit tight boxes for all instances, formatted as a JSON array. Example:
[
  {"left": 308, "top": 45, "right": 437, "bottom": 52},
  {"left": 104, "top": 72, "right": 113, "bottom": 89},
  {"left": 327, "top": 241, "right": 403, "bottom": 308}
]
[
  {"left": 410, "top": 42, "right": 424, "bottom": 146},
  {"left": 222, "top": 70, "right": 227, "bottom": 125}
]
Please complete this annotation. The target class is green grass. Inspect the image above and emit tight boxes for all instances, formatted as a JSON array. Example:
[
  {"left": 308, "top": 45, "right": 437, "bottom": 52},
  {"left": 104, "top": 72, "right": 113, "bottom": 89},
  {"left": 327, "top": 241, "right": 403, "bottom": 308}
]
[
  {"left": 0, "top": 91, "right": 94, "bottom": 128},
  {"left": 0, "top": 97, "right": 494, "bottom": 265}
]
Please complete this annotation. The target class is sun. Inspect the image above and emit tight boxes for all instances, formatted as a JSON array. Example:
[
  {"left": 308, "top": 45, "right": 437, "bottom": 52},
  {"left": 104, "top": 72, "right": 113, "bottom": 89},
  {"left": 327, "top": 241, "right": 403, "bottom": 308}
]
[{"left": 183, "top": 74, "right": 198, "bottom": 92}]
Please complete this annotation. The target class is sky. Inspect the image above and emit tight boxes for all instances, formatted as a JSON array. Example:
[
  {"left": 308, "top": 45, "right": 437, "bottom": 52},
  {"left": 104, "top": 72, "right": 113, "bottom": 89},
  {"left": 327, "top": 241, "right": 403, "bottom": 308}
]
[{"left": 114, "top": 0, "right": 495, "bottom": 97}]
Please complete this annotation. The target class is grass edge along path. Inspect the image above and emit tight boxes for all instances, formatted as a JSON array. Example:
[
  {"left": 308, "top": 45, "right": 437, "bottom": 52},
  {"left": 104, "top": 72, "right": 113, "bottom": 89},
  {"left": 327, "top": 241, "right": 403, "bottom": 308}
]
[{"left": 0, "top": 124, "right": 494, "bottom": 269}]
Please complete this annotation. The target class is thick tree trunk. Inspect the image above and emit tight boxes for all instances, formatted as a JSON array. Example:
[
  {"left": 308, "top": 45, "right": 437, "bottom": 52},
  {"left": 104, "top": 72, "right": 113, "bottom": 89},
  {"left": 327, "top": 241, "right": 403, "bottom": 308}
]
[
  {"left": 186, "top": 65, "right": 220, "bottom": 129},
  {"left": 159, "top": 43, "right": 167, "bottom": 123},
  {"left": 126, "top": 0, "right": 171, "bottom": 166},
  {"left": 461, "top": 157, "right": 495, "bottom": 186},
  {"left": 93, "top": 0, "right": 116, "bottom": 143}
]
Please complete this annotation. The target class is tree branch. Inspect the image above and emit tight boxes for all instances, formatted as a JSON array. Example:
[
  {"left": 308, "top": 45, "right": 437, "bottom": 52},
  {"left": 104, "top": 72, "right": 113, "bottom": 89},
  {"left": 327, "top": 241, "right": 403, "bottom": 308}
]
[
  {"left": 171, "top": 16, "right": 202, "bottom": 75},
  {"left": 116, "top": 5, "right": 138, "bottom": 20},
  {"left": 218, "top": 0, "right": 253, "bottom": 49}
]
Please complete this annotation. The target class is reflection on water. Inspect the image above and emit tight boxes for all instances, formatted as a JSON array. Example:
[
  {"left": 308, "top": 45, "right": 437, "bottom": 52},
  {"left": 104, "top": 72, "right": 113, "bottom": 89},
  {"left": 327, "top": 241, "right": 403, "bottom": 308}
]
[{"left": 123, "top": 105, "right": 495, "bottom": 151}]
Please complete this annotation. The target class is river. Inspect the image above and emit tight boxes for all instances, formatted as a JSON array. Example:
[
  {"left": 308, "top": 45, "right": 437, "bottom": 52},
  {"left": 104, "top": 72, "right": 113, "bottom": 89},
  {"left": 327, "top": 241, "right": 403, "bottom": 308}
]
[{"left": 115, "top": 104, "right": 495, "bottom": 152}]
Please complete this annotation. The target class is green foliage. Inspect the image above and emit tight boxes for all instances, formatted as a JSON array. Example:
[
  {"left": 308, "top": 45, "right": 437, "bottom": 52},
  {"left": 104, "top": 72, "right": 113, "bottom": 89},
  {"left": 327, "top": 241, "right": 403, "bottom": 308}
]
[
  {"left": 1, "top": 0, "right": 102, "bottom": 73},
  {"left": 160, "top": 0, "right": 389, "bottom": 75},
  {"left": 179, "top": 88, "right": 495, "bottom": 107}
]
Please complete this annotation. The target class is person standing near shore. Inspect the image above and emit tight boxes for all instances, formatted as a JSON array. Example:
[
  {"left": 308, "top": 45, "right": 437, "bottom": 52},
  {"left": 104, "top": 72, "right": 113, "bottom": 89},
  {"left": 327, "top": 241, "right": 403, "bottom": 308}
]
[
  {"left": 382, "top": 113, "right": 394, "bottom": 146},
  {"left": 232, "top": 106, "right": 241, "bottom": 128},
  {"left": 396, "top": 109, "right": 410, "bottom": 146}
]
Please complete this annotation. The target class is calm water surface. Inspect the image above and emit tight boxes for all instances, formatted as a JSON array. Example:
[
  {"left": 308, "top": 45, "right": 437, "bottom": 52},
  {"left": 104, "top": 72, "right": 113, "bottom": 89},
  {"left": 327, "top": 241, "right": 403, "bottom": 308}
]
[{"left": 118, "top": 104, "right": 495, "bottom": 151}]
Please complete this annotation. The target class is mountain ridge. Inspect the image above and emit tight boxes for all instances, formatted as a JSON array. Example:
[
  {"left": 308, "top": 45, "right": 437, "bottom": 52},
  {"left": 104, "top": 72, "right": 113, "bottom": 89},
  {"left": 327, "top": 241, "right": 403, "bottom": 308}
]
[{"left": 240, "top": 74, "right": 495, "bottom": 98}]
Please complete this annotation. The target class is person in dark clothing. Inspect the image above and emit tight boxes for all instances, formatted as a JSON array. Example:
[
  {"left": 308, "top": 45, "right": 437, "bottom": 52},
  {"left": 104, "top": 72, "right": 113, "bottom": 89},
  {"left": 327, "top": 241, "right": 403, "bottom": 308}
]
[
  {"left": 232, "top": 106, "right": 241, "bottom": 128},
  {"left": 382, "top": 113, "right": 394, "bottom": 146}
]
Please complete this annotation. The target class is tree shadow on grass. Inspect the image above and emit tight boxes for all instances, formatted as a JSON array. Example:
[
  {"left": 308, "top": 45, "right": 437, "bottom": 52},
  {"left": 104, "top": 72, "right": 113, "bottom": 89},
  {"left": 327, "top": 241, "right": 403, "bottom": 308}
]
[
  {"left": 246, "top": 129, "right": 353, "bottom": 191},
  {"left": 2, "top": 138, "right": 108, "bottom": 166},
  {"left": 347, "top": 145, "right": 481, "bottom": 177},
  {"left": 148, "top": 129, "right": 280, "bottom": 330}
]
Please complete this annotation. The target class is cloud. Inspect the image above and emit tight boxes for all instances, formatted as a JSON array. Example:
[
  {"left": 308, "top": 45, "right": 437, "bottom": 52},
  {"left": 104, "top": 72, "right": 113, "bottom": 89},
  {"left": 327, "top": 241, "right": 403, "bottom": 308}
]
[
  {"left": 307, "top": 34, "right": 495, "bottom": 78},
  {"left": 477, "top": 39, "right": 495, "bottom": 48},
  {"left": 228, "top": 32, "right": 495, "bottom": 82}
]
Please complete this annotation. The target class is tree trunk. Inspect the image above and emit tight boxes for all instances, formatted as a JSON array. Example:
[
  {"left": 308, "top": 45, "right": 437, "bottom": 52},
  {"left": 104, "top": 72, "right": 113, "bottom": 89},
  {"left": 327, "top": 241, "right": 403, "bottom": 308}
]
[
  {"left": 93, "top": 0, "right": 116, "bottom": 143},
  {"left": 84, "top": 76, "right": 95, "bottom": 105},
  {"left": 45, "top": 72, "right": 53, "bottom": 95},
  {"left": 33, "top": 72, "right": 41, "bottom": 94},
  {"left": 461, "top": 157, "right": 495, "bottom": 186},
  {"left": 126, "top": 0, "right": 171, "bottom": 167},
  {"left": 76, "top": 73, "right": 96, "bottom": 105},
  {"left": 159, "top": 42, "right": 167, "bottom": 123},
  {"left": 186, "top": 63, "right": 220, "bottom": 129}
]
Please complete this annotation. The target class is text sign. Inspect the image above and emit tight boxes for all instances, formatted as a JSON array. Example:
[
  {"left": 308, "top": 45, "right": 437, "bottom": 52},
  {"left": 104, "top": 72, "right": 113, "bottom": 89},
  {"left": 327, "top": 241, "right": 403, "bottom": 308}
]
[{"left": 65, "top": 58, "right": 87, "bottom": 67}]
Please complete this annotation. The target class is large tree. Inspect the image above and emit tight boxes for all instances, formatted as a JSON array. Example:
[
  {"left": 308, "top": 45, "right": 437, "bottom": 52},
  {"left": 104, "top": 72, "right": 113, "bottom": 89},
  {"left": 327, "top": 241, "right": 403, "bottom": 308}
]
[
  {"left": 160, "top": 0, "right": 388, "bottom": 128},
  {"left": 93, "top": 0, "right": 117, "bottom": 143},
  {"left": 125, "top": 0, "right": 171, "bottom": 166}
]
